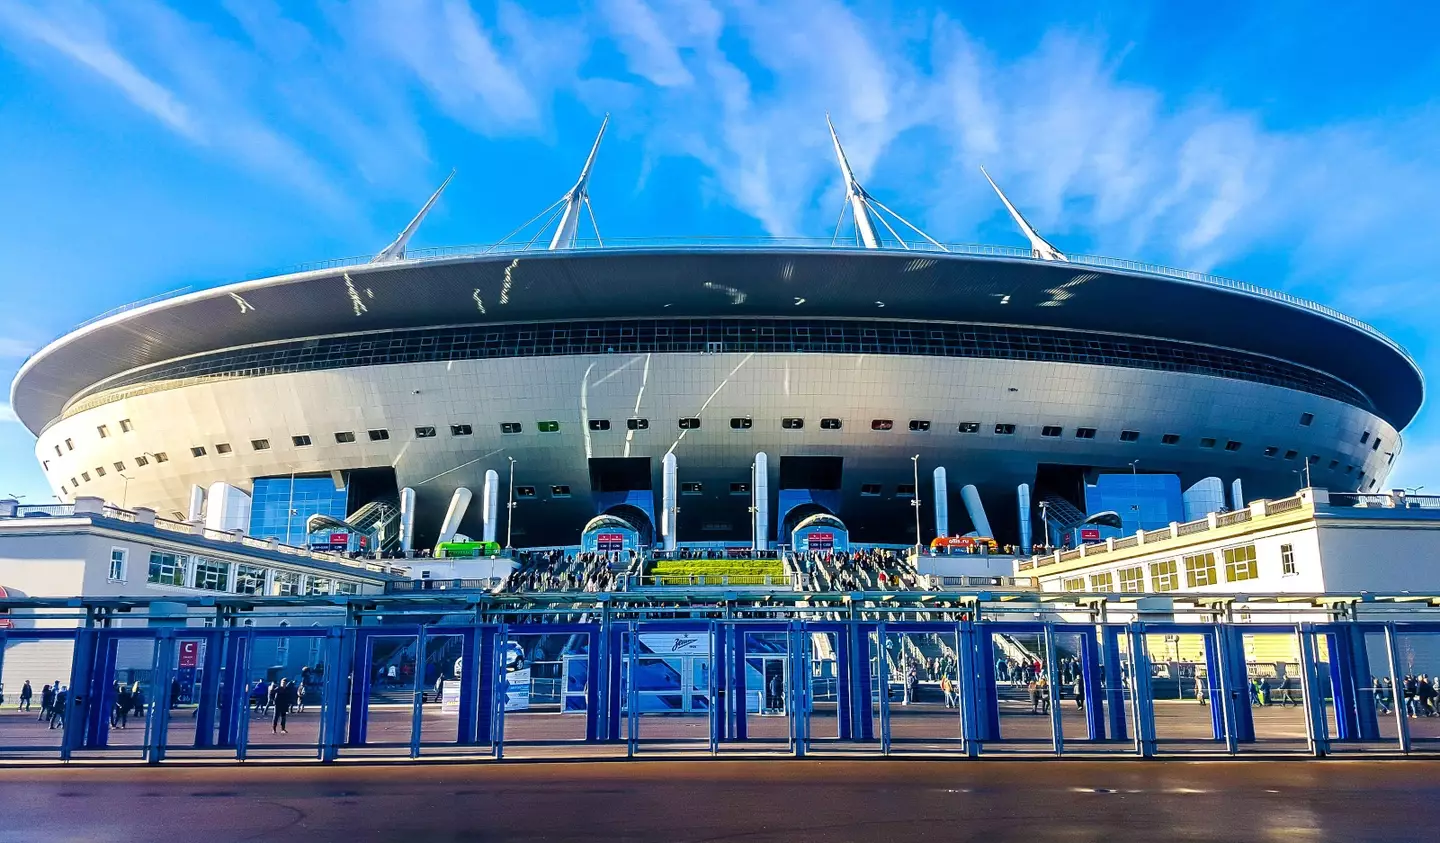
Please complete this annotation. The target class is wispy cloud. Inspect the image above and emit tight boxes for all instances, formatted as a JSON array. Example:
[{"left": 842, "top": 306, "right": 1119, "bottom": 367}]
[
  {"left": 0, "top": 338, "right": 36, "bottom": 359},
  {"left": 0, "top": 402, "right": 18, "bottom": 425}
]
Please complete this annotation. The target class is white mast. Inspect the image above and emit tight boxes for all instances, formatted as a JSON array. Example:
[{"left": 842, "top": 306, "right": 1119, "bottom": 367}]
[
  {"left": 372, "top": 169, "right": 455, "bottom": 263},
  {"left": 980, "top": 165, "right": 1067, "bottom": 262},
  {"left": 549, "top": 114, "right": 609, "bottom": 250},
  {"left": 827, "top": 114, "right": 880, "bottom": 249}
]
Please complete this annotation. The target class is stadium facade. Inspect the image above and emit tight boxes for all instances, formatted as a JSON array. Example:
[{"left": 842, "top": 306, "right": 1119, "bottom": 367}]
[{"left": 8, "top": 121, "right": 1423, "bottom": 553}]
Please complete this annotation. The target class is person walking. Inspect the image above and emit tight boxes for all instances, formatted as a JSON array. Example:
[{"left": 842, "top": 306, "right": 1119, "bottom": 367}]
[
  {"left": 272, "top": 678, "right": 296, "bottom": 734},
  {"left": 1278, "top": 674, "right": 1299, "bottom": 707},
  {"left": 49, "top": 686, "right": 67, "bottom": 730},
  {"left": 38, "top": 684, "right": 53, "bottom": 721},
  {"left": 940, "top": 674, "right": 956, "bottom": 709},
  {"left": 114, "top": 683, "right": 133, "bottom": 729},
  {"left": 18, "top": 680, "right": 32, "bottom": 712}
]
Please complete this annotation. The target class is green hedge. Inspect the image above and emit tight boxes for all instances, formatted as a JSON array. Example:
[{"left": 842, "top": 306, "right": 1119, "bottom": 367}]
[{"left": 649, "top": 559, "right": 785, "bottom": 577}]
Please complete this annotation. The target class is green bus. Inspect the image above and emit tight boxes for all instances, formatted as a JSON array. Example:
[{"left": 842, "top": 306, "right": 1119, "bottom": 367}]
[{"left": 435, "top": 540, "right": 503, "bottom": 559}]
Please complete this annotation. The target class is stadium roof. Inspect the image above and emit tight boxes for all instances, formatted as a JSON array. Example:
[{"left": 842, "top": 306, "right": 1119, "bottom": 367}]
[{"left": 10, "top": 242, "right": 1423, "bottom": 434}]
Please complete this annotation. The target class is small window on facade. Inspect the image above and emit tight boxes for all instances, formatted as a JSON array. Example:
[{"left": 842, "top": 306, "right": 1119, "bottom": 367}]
[
  {"left": 1308, "top": 454, "right": 1319, "bottom": 463},
  {"left": 1358, "top": 471, "right": 1366, "bottom": 483},
  {"left": 215, "top": 443, "right": 232, "bottom": 454},
  {"left": 54, "top": 445, "right": 62, "bottom": 457},
  {"left": 135, "top": 455, "right": 149, "bottom": 467},
  {"left": 1369, "top": 479, "right": 1378, "bottom": 491},
  {"left": 1388, "top": 452, "right": 1396, "bottom": 465},
  {"left": 43, "top": 460, "right": 50, "bottom": 471},
  {"left": 588, "top": 419, "right": 611, "bottom": 431},
  {"left": 415, "top": 426, "right": 436, "bottom": 438},
  {"left": 537, "top": 421, "right": 559, "bottom": 433},
  {"left": 1090, "top": 572, "right": 1115, "bottom": 592},
  {"left": 190, "top": 446, "right": 207, "bottom": 458},
  {"left": 65, "top": 438, "right": 74, "bottom": 451},
  {"left": 109, "top": 547, "right": 127, "bottom": 582},
  {"left": 1264, "top": 446, "right": 1279, "bottom": 457},
  {"left": 1062, "top": 577, "right": 1085, "bottom": 592},
  {"left": 367, "top": 429, "right": 390, "bottom": 441},
  {"left": 1149, "top": 559, "right": 1179, "bottom": 592},
  {"left": 501, "top": 422, "right": 524, "bottom": 434},
  {"left": 1225, "top": 441, "right": 1242, "bottom": 452},
  {"left": 995, "top": 423, "right": 1016, "bottom": 435},
  {"left": 1119, "top": 567, "right": 1145, "bottom": 593},
  {"left": 627, "top": 418, "right": 649, "bottom": 430},
  {"left": 1300, "top": 413, "right": 1314, "bottom": 427},
  {"left": 1328, "top": 459, "right": 1339, "bottom": 469},
  {"left": 820, "top": 418, "right": 842, "bottom": 430},
  {"left": 1199, "top": 438, "right": 1216, "bottom": 449},
  {"left": 909, "top": 420, "right": 931, "bottom": 432},
  {"left": 59, "top": 485, "right": 66, "bottom": 495},
  {"left": 251, "top": 439, "right": 270, "bottom": 451},
  {"left": 81, "top": 471, "right": 91, "bottom": 482},
  {"left": 681, "top": 482, "right": 703, "bottom": 494},
  {"left": 679, "top": 417, "right": 701, "bottom": 430},
  {"left": 515, "top": 486, "right": 536, "bottom": 498},
  {"left": 1360, "top": 431, "right": 1370, "bottom": 444},
  {"left": 782, "top": 417, "right": 805, "bottom": 430},
  {"left": 1161, "top": 434, "right": 1181, "bottom": 445},
  {"left": 730, "top": 482, "right": 750, "bottom": 495},
  {"left": 450, "top": 424, "right": 472, "bottom": 436},
  {"left": 872, "top": 419, "right": 894, "bottom": 431},
  {"left": 1041, "top": 426, "right": 1062, "bottom": 437},
  {"left": 119, "top": 419, "right": 133, "bottom": 433},
  {"left": 335, "top": 431, "right": 356, "bottom": 444},
  {"left": 1119, "top": 430, "right": 1140, "bottom": 442},
  {"left": 1284, "top": 449, "right": 1298, "bottom": 460},
  {"left": 1372, "top": 437, "right": 1382, "bottom": 452},
  {"left": 97, "top": 424, "right": 109, "bottom": 438},
  {"left": 1344, "top": 464, "right": 1354, "bottom": 474},
  {"left": 1224, "top": 544, "right": 1258, "bottom": 582},
  {"left": 550, "top": 485, "right": 571, "bottom": 498},
  {"left": 958, "top": 422, "right": 980, "bottom": 434},
  {"left": 730, "top": 417, "right": 753, "bottom": 430},
  {"left": 94, "top": 466, "right": 106, "bottom": 477},
  {"left": 153, "top": 452, "right": 168, "bottom": 463},
  {"left": 860, "top": 484, "right": 882, "bottom": 496},
  {"left": 1281, "top": 543, "right": 1297, "bottom": 576},
  {"left": 292, "top": 435, "right": 312, "bottom": 447},
  {"left": 1074, "top": 427, "right": 1096, "bottom": 439},
  {"left": 71, "top": 476, "right": 79, "bottom": 487},
  {"left": 896, "top": 484, "right": 916, "bottom": 497}
]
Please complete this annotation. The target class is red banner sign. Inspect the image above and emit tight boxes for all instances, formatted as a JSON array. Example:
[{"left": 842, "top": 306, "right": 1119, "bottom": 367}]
[{"left": 178, "top": 640, "right": 200, "bottom": 668}]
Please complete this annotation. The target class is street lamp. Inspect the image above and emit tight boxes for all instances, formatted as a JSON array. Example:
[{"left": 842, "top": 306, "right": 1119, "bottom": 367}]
[
  {"left": 118, "top": 473, "right": 132, "bottom": 509},
  {"left": 1038, "top": 500, "right": 1050, "bottom": 552},
  {"left": 505, "top": 456, "right": 517, "bottom": 550},
  {"left": 910, "top": 455, "right": 922, "bottom": 557}
]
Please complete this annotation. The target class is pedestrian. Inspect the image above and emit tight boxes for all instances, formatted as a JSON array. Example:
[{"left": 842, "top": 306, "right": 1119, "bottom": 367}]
[
  {"left": 130, "top": 682, "right": 145, "bottom": 719},
  {"left": 1028, "top": 678, "right": 1041, "bottom": 714},
  {"left": 272, "top": 678, "right": 296, "bottom": 734},
  {"left": 49, "top": 686, "right": 67, "bottom": 730},
  {"left": 19, "top": 680, "right": 32, "bottom": 712},
  {"left": 941, "top": 674, "right": 956, "bottom": 708},
  {"left": 1074, "top": 674, "right": 1085, "bottom": 710},
  {"left": 1195, "top": 673, "right": 1208, "bottom": 706},
  {"left": 1373, "top": 676, "right": 1392, "bottom": 715},
  {"left": 1278, "top": 674, "right": 1298, "bottom": 707},
  {"left": 114, "top": 683, "right": 133, "bottom": 729}
]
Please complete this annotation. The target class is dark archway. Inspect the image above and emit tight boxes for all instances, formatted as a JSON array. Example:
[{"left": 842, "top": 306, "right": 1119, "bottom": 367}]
[{"left": 602, "top": 503, "right": 654, "bottom": 547}]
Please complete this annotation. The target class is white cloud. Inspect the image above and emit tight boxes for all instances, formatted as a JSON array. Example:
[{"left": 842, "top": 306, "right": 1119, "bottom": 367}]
[
  {"left": 0, "top": 0, "right": 199, "bottom": 138},
  {"left": 0, "top": 403, "right": 18, "bottom": 425},
  {"left": 0, "top": 338, "right": 35, "bottom": 359},
  {"left": 600, "top": 0, "right": 693, "bottom": 88}
]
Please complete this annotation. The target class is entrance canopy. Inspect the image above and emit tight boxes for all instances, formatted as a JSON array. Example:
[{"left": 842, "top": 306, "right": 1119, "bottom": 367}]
[
  {"left": 581, "top": 514, "right": 640, "bottom": 554},
  {"left": 792, "top": 513, "right": 849, "bottom": 553}
]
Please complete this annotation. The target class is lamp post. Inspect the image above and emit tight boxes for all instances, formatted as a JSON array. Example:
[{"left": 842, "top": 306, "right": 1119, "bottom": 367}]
[
  {"left": 910, "top": 455, "right": 922, "bottom": 557},
  {"left": 749, "top": 461, "right": 757, "bottom": 552},
  {"left": 118, "top": 474, "right": 132, "bottom": 509},
  {"left": 506, "top": 457, "right": 517, "bottom": 550},
  {"left": 1038, "top": 500, "right": 1050, "bottom": 552}
]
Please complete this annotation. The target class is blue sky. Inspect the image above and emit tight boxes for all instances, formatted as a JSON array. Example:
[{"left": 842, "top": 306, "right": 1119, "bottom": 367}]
[{"left": 0, "top": 0, "right": 1438, "bottom": 502}]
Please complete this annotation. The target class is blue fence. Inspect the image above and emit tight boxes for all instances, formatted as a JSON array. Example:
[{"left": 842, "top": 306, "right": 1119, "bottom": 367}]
[{"left": 2, "top": 603, "right": 1435, "bottom": 762}]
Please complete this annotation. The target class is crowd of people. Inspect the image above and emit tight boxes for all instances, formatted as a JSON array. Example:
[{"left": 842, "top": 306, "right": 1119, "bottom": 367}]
[
  {"left": 502, "top": 549, "right": 628, "bottom": 593},
  {"left": 794, "top": 548, "right": 919, "bottom": 591},
  {"left": 1370, "top": 674, "right": 1440, "bottom": 717},
  {"left": 248, "top": 671, "right": 315, "bottom": 734}
]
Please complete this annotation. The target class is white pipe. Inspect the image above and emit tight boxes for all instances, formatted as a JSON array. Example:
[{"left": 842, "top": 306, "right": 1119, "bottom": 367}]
[
  {"left": 960, "top": 484, "right": 993, "bottom": 538},
  {"left": 438, "top": 487, "right": 472, "bottom": 545},
  {"left": 398, "top": 487, "right": 416, "bottom": 553},
  {"left": 205, "top": 482, "right": 251, "bottom": 532},
  {"left": 482, "top": 470, "right": 500, "bottom": 543},
  {"left": 753, "top": 452, "right": 769, "bottom": 550},
  {"left": 187, "top": 485, "right": 206, "bottom": 522},
  {"left": 1017, "top": 483, "right": 1033, "bottom": 552},
  {"left": 661, "top": 453, "right": 678, "bottom": 551},
  {"left": 932, "top": 467, "right": 949, "bottom": 541}
]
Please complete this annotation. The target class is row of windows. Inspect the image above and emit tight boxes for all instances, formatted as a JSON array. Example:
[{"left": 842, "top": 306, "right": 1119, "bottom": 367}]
[
  {"left": 1059, "top": 543, "right": 1291, "bottom": 594},
  {"left": 142, "top": 550, "right": 361, "bottom": 595},
  {"left": 71, "top": 318, "right": 1377, "bottom": 418},
  {"left": 60, "top": 452, "right": 168, "bottom": 497}
]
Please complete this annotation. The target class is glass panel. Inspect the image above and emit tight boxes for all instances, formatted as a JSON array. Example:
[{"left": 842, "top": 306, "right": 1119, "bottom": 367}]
[
  {"left": 242, "top": 634, "right": 326, "bottom": 754},
  {"left": 882, "top": 630, "right": 961, "bottom": 748},
  {"left": 361, "top": 635, "right": 418, "bottom": 748},
  {"left": 418, "top": 634, "right": 467, "bottom": 750},
  {"left": 743, "top": 632, "right": 790, "bottom": 745},
  {"left": 496, "top": 633, "right": 589, "bottom": 749},
  {"left": 0, "top": 635, "right": 77, "bottom": 758},
  {"left": 1143, "top": 633, "right": 1218, "bottom": 750},
  {"left": 807, "top": 631, "right": 841, "bottom": 741},
  {"left": 990, "top": 631, "right": 1054, "bottom": 745},
  {"left": 1241, "top": 632, "right": 1310, "bottom": 752}
]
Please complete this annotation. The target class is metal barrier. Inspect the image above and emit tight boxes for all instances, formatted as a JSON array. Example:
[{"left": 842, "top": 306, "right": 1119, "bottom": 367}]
[{"left": 3, "top": 596, "right": 1439, "bottom": 763}]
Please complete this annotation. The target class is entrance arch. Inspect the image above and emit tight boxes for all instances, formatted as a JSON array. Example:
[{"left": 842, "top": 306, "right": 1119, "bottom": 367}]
[
  {"left": 791, "top": 513, "right": 849, "bottom": 553},
  {"left": 581, "top": 514, "right": 641, "bottom": 554}
]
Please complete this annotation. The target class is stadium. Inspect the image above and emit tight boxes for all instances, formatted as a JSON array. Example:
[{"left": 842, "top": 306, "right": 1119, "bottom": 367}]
[{"left": 8, "top": 120, "right": 1422, "bottom": 555}]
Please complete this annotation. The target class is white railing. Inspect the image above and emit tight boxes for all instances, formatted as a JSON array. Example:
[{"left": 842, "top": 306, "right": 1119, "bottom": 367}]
[{"left": 46, "top": 237, "right": 1409, "bottom": 360}]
